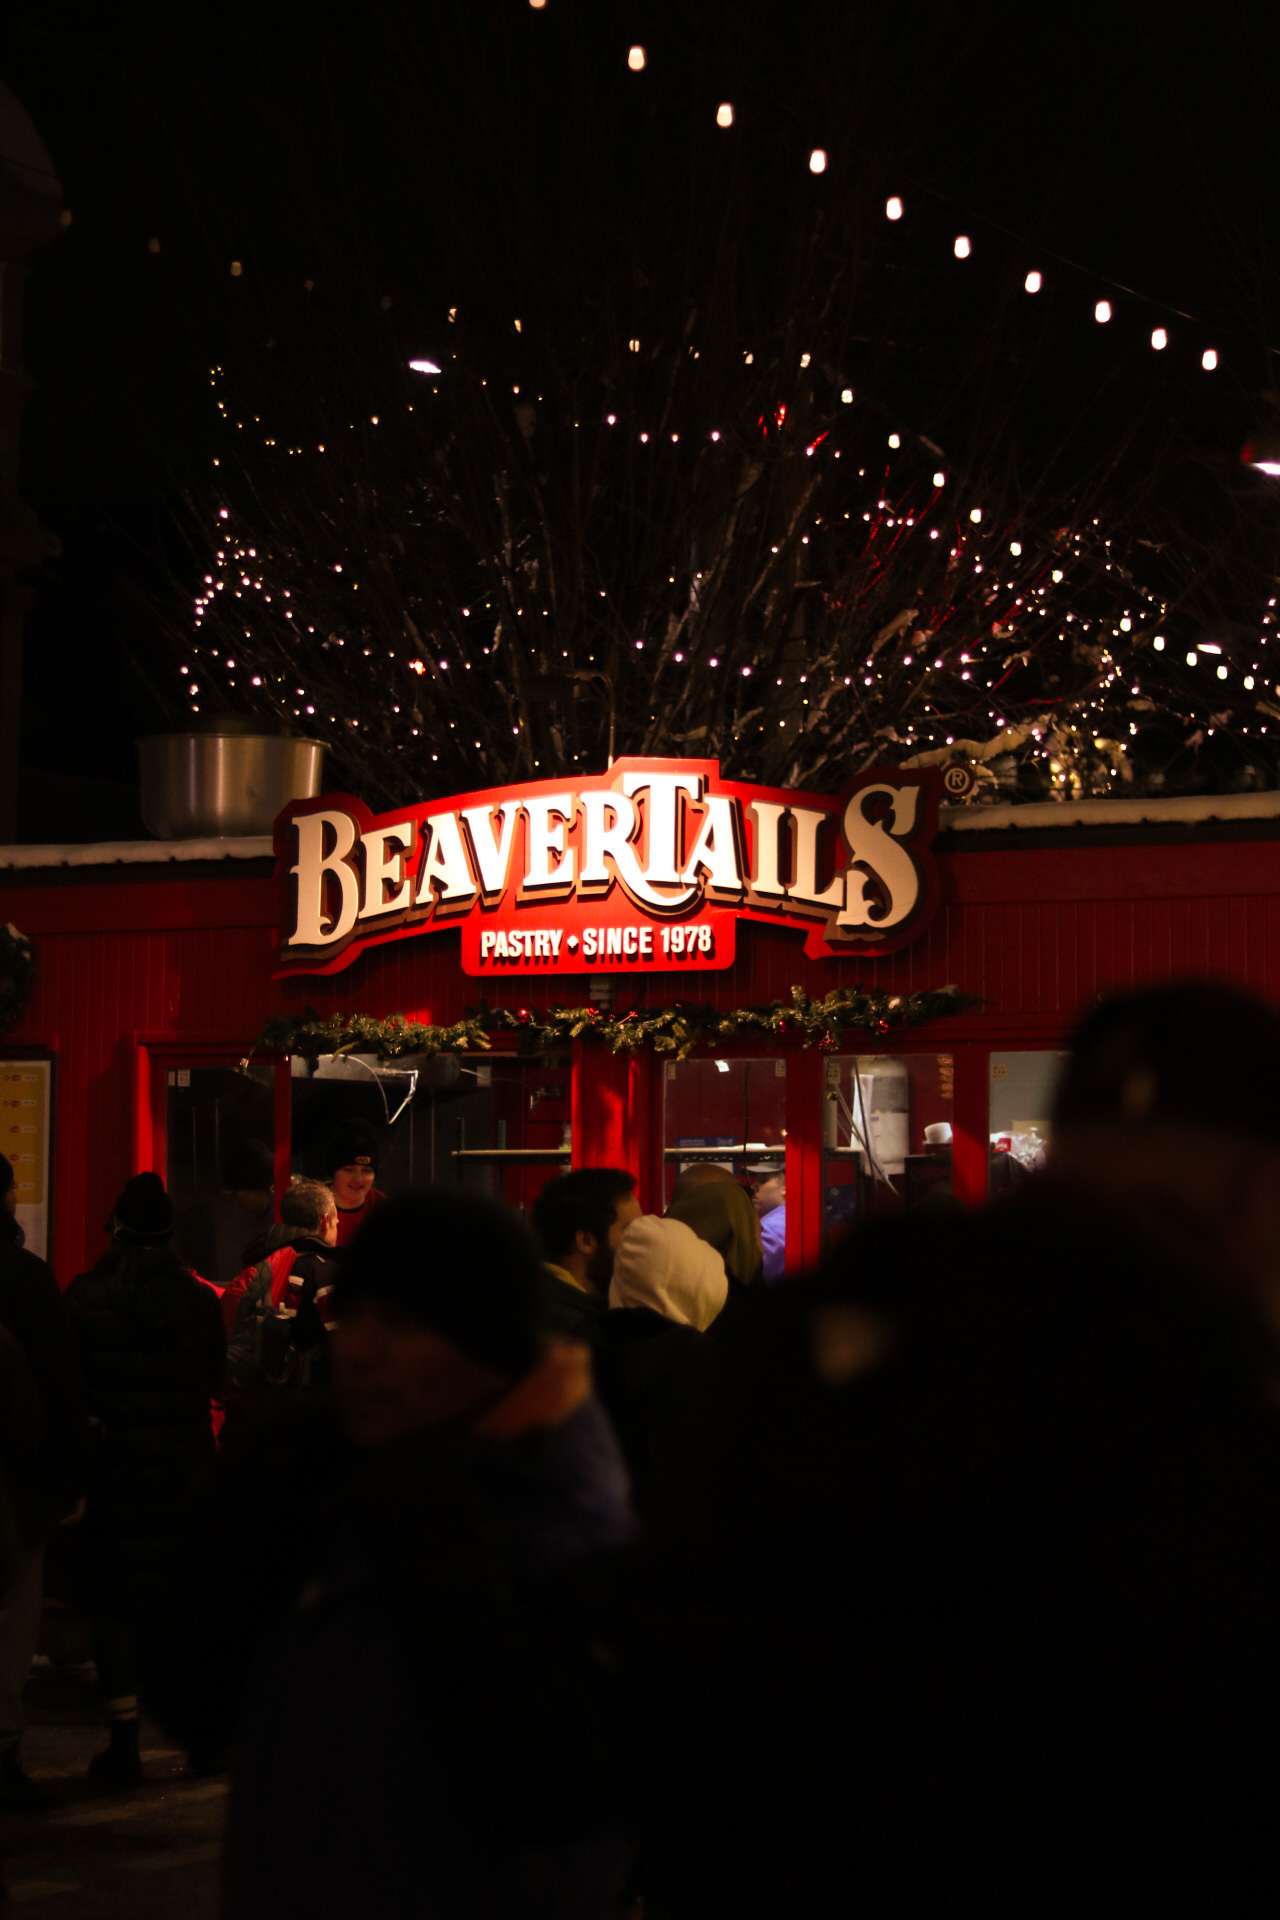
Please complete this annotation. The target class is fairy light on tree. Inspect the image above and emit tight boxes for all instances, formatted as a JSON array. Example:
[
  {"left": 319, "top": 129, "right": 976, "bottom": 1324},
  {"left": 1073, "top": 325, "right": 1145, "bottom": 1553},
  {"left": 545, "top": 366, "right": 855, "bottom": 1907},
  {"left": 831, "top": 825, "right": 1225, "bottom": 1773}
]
[{"left": 154, "top": 6, "right": 1280, "bottom": 809}]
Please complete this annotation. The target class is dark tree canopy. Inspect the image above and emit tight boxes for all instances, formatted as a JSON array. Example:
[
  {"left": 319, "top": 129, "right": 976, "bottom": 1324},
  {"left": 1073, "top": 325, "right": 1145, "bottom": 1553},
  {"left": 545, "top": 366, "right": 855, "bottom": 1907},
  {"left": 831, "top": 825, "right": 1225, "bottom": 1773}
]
[{"left": 152, "top": 3, "right": 1280, "bottom": 806}]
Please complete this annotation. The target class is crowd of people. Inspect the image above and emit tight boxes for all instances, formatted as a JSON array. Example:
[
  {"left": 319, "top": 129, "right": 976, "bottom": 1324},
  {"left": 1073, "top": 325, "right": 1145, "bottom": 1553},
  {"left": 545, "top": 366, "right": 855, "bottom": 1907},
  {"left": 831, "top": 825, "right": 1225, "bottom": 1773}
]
[{"left": 3, "top": 978, "right": 1280, "bottom": 1914}]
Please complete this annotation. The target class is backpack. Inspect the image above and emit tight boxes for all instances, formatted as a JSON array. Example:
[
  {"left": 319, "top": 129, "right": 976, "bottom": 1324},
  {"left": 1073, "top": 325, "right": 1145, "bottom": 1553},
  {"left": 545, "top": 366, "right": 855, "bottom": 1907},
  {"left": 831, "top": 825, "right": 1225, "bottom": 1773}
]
[{"left": 224, "top": 1248, "right": 303, "bottom": 1398}]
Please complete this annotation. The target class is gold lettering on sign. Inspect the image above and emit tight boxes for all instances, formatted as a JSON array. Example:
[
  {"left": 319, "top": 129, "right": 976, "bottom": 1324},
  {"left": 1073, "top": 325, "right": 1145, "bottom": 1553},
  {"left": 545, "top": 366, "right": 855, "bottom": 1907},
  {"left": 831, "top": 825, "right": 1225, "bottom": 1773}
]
[
  {"left": 290, "top": 811, "right": 361, "bottom": 946},
  {"left": 837, "top": 784, "right": 922, "bottom": 931}
]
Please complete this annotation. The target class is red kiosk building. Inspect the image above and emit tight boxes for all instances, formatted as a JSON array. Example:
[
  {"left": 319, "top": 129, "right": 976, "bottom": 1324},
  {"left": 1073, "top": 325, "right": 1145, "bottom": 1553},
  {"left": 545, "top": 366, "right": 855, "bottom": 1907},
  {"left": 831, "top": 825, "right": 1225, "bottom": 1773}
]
[{"left": 4, "top": 755, "right": 1280, "bottom": 1288}]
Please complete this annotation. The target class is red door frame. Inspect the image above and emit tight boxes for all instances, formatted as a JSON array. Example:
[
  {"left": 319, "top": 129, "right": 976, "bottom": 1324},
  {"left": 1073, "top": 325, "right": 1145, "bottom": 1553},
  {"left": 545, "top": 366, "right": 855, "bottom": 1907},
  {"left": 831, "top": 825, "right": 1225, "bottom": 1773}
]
[
  {"left": 130, "top": 1033, "right": 292, "bottom": 1216},
  {"left": 129, "top": 1021, "right": 1071, "bottom": 1268}
]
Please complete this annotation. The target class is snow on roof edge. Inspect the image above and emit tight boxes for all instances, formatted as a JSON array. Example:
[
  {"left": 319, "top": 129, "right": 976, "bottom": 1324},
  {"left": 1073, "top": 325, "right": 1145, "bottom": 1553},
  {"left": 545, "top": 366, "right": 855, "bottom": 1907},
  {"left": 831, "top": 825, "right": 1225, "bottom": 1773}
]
[
  {"left": 940, "top": 789, "right": 1280, "bottom": 831},
  {"left": 4, "top": 789, "right": 1280, "bottom": 871},
  {"left": 0, "top": 836, "right": 274, "bottom": 871}
]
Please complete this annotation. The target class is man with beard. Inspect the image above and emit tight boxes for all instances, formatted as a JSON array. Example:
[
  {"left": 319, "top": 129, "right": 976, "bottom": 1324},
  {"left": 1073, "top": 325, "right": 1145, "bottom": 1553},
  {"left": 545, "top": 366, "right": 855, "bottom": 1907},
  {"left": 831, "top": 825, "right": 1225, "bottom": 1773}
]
[{"left": 532, "top": 1170, "right": 641, "bottom": 1344}]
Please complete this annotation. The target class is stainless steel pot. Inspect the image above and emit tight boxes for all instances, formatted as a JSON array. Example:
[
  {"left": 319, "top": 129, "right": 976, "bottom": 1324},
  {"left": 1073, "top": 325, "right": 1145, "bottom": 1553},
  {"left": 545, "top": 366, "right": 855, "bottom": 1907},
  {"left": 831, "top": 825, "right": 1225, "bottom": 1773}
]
[{"left": 137, "top": 732, "right": 325, "bottom": 839}]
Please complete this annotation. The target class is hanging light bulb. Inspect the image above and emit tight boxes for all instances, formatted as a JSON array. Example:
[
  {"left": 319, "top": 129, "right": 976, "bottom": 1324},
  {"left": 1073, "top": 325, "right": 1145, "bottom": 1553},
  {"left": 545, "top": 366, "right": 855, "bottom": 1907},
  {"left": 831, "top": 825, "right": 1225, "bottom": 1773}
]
[
  {"left": 628, "top": 45, "right": 645, "bottom": 69},
  {"left": 885, "top": 196, "right": 903, "bottom": 220},
  {"left": 809, "top": 149, "right": 827, "bottom": 173},
  {"left": 1095, "top": 300, "right": 1112, "bottom": 323},
  {"left": 1024, "top": 270, "right": 1042, "bottom": 293},
  {"left": 1202, "top": 348, "right": 1218, "bottom": 370},
  {"left": 954, "top": 235, "right": 971, "bottom": 258},
  {"left": 1151, "top": 327, "right": 1168, "bottom": 350},
  {"left": 1242, "top": 425, "right": 1280, "bottom": 477},
  {"left": 716, "top": 102, "right": 733, "bottom": 127}
]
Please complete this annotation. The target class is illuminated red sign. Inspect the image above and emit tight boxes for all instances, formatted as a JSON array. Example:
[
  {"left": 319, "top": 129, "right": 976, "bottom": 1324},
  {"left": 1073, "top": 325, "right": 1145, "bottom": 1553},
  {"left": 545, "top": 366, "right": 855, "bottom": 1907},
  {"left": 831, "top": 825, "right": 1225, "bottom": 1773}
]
[{"left": 273, "top": 757, "right": 941, "bottom": 978}]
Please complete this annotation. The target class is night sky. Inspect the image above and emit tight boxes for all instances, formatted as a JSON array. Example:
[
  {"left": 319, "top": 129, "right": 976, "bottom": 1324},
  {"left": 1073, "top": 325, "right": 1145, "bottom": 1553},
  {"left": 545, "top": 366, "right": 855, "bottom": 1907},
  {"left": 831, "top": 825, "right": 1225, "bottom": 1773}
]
[{"left": 5, "top": 0, "right": 1276, "bottom": 793}]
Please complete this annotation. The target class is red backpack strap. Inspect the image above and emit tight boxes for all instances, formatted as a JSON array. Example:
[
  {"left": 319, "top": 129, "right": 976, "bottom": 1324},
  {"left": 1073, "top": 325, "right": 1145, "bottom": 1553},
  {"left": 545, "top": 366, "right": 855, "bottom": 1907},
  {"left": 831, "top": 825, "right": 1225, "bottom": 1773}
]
[{"left": 268, "top": 1246, "right": 297, "bottom": 1308}]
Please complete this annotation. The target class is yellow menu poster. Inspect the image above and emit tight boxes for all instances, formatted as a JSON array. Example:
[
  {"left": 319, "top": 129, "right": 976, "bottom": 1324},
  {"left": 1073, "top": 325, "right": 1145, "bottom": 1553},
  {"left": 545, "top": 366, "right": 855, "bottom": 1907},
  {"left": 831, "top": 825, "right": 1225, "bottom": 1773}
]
[{"left": 0, "top": 1059, "right": 52, "bottom": 1260}]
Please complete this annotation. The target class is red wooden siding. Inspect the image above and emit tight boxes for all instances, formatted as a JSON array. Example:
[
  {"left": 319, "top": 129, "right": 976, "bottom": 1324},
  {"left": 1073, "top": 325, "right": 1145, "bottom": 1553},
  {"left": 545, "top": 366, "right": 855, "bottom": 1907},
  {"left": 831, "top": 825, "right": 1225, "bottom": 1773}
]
[{"left": 5, "top": 832, "right": 1280, "bottom": 1280}]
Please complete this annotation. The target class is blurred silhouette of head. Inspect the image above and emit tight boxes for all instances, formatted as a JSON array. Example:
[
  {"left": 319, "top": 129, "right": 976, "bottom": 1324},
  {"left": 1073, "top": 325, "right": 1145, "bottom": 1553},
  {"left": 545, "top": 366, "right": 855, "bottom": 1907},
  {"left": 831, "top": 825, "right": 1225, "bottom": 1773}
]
[
  {"left": 332, "top": 1189, "right": 543, "bottom": 1445},
  {"left": 1048, "top": 979, "right": 1280, "bottom": 1319}
]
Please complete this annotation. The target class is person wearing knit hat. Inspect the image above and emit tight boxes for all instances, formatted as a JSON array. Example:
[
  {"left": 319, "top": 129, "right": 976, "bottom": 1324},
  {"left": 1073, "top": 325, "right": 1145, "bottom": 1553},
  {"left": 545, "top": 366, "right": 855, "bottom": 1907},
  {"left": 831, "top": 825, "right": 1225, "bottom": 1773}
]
[
  {"left": 106, "top": 1172, "right": 174, "bottom": 1246},
  {"left": 324, "top": 1119, "right": 388, "bottom": 1249},
  {"left": 218, "top": 1188, "right": 638, "bottom": 1918},
  {"left": 64, "top": 1172, "right": 224, "bottom": 1787}
]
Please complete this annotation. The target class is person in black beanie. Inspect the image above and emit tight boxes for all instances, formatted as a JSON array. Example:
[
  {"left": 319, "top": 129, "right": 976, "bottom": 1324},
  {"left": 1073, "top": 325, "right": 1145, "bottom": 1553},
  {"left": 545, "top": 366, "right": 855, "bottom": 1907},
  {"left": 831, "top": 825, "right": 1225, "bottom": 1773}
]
[
  {"left": 0, "top": 1154, "right": 89, "bottom": 1808},
  {"left": 324, "top": 1119, "right": 387, "bottom": 1248},
  {"left": 64, "top": 1172, "right": 225, "bottom": 1785},
  {"left": 156, "top": 1189, "right": 639, "bottom": 1919}
]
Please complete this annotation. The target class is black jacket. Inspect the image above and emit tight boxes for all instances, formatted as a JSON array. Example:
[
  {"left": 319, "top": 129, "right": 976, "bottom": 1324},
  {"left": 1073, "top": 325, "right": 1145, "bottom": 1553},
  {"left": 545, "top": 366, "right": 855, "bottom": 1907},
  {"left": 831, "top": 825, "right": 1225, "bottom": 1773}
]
[
  {"left": 226, "top": 1226, "right": 336, "bottom": 1401},
  {"left": 0, "top": 1212, "right": 90, "bottom": 1535},
  {"left": 64, "top": 1241, "right": 226, "bottom": 1604},
  {"left": 641, "top": 1189, "right": 1280, "bottom": 1919},
  {"left": 148, "top": 1380, "right": 640, "bottom": 1920},
  {"left": 0, "top": 1319, "right": 50, "bottom": 1555},
  {"left": 594, "top": 1306, "right": 715, "bottom": 1522},
  {"left": 538, "top": 1266, "right": 608, "bottom": 1345}
]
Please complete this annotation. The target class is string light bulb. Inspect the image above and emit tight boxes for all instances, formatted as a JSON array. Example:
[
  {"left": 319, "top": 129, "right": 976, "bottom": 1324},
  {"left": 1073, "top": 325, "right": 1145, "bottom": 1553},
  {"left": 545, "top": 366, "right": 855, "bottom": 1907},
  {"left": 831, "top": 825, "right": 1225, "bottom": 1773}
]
[
  {"left": 1095, "top": 300, "right": 1112, "bottom": 323},
  {"left": 809, "top": 149, "right": 827, "bottom": 173},
  {"left": 954, "top": 235, "right": 971, "bottom": 258},
  {"left": 1151, "top": 328, "right": 1168, "bottom": 350},
  {"left": 885, "top": 196, "right": 903, "bottom": 220},
  {"left": 1024, "top": 270, "right": 1042, "bottom": 293},
  {"left": 716, "top": 103, "right": 733, "bottom": 127},
  {"left": 627, "top": 46, "right": 645, "bottom": 69},
  {"left": 1202, "top": 348, "right": 1218, "bottom": 370}
]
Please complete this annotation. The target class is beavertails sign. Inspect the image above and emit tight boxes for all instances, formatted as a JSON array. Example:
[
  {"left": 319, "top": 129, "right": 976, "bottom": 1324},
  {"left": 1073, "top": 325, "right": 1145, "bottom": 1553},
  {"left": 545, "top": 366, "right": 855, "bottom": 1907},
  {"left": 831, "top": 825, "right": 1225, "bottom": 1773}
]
[{"left": 273, "top": 758, "right": 942, "bottom": 979}]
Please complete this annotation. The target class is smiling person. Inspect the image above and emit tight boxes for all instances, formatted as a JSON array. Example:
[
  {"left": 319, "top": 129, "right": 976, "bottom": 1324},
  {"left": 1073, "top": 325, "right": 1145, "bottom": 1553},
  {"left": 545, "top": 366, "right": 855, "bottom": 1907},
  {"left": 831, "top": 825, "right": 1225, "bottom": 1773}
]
[{"left": 325, "top": 1121, "right": 387, "bottom": 1248}]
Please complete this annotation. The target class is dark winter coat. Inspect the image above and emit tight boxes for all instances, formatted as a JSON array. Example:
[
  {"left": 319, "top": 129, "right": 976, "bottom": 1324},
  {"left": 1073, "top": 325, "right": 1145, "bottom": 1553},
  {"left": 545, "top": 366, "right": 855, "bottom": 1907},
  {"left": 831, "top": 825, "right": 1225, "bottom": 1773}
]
[
  {"left": 224, "top": 1229, "right": 337, "bottom": 1402},
  {"left": 64, "top": 1241, "right": 226, "bottom": 1607},
  {"left": 640, "top": 1187, "right": 1280, "bottom": 1920},
  {"left": 0, "top": 1320, "right": 50, "bottom": 1559},
  {"left": 150, "top": 1350, "right": 640, "bottom": 1920},
  {"left": 0, "top": 1213, "right": 90, "bottom": 1536},
  {"left": 539, "top": 1264, "right": 608, "bottom": 1345},
  {"left": 593, "top": 1307, "right": 716, "bottom": 1523}
]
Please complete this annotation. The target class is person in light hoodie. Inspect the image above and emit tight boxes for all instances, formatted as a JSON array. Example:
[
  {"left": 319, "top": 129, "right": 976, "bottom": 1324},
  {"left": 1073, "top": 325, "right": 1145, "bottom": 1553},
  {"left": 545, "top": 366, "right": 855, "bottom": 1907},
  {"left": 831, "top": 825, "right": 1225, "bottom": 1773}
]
[{"left": 593, "top": 1214, "right": 728, "bottom": 1523}]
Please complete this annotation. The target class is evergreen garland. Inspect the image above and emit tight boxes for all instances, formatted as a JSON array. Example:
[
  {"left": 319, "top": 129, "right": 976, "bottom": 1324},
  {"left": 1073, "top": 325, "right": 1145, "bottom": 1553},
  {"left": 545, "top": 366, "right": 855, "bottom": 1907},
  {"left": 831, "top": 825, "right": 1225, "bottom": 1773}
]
[
  {"left": 0, "top": 925, "right": 35, "bottom": 1036},
  {"left": 254, "top": 983, "right": 977, "bottom": 1067}
]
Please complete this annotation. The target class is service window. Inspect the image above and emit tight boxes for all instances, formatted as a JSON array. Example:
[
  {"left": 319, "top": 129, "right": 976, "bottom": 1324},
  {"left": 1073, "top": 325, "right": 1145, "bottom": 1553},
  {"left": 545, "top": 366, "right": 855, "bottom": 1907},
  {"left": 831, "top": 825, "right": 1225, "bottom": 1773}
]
[
  {"left": 289, "top": 1048, "right": 571, "bottom": 1218},
  {"left": 166, "top": 1063, "right": 275, "bottom": 1287},
  {"left": 822, "top": 1052, "right": 954, "bottom": 1247},
  {"left": 988, "top": 1050, "right": 1067, "bottom": 1195},
  {"left": 660, "top": 1055, "right": 787, "bottom": 1208}
]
